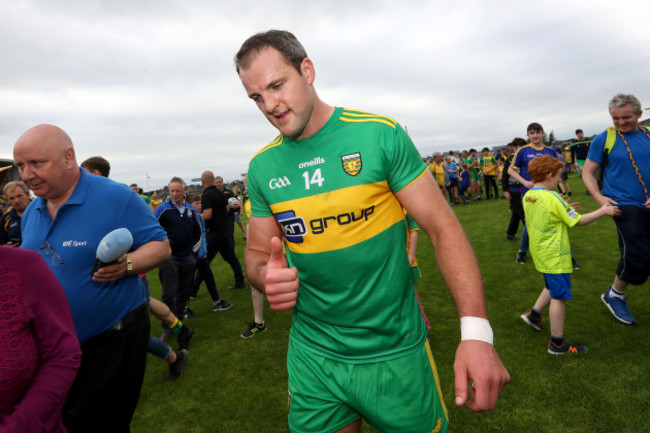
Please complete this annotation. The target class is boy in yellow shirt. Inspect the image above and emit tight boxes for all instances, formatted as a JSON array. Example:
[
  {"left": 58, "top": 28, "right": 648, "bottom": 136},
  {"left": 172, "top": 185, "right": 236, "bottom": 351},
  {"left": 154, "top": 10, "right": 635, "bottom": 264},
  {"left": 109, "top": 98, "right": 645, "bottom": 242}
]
[{"left": 520, "top": 156, "right": 619, "bottom": 354}]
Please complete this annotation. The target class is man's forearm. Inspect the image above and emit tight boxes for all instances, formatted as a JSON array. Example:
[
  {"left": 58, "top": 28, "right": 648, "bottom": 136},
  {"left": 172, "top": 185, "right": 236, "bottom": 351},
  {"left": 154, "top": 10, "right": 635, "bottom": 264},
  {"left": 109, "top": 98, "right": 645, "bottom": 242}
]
[
  {"left": 128, "top": 240, "right": 170, "bottom": 275},
  {"left": 581, "top": 160, "right": 601, "bottom": 198},
  {"left": 429, "top": 224, "right": 487, "bottom": 319}
]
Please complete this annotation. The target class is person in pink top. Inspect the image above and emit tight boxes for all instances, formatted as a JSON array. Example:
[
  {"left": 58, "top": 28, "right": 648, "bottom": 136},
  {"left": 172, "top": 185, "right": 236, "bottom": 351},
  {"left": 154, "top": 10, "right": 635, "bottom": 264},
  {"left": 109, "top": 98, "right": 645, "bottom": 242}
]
[{"left": 0, "top": 247, "right": 81, "bottom": 432}]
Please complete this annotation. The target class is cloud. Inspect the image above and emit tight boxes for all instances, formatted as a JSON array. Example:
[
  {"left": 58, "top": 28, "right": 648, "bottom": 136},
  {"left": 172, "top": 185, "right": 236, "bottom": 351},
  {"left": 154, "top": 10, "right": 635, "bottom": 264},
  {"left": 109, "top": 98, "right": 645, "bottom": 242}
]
[{"left": 1, "top": 0, "right": 648, "bottom": 190}]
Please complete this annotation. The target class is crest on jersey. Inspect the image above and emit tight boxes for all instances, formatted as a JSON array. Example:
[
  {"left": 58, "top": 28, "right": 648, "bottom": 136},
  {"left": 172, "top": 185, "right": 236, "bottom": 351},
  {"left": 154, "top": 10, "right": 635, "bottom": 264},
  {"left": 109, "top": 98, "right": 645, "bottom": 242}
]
[{"left": 341, "top": 152, "right": 362, "bottom": 176}]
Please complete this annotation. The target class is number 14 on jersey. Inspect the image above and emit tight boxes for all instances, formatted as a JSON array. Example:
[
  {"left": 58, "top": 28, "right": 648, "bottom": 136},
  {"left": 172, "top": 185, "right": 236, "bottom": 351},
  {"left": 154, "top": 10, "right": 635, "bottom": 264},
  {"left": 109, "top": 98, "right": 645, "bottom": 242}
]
[{"left": 303, "top": 168, "right": 325, "bottom": 190}]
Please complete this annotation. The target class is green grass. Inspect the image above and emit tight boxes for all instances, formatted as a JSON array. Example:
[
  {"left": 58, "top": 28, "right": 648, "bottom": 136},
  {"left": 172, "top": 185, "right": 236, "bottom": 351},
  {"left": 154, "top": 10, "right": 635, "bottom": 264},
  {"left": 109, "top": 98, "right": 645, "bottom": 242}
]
[{"left": 132, "top": 175, "right": 650, "bottom": 433}]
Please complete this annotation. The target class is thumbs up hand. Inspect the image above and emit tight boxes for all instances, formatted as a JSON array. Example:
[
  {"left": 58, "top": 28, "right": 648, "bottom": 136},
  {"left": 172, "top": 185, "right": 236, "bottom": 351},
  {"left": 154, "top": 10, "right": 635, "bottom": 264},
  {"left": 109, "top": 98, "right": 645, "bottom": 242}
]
[{"left": 265, "top": 236, "right": 299, "bottom": 310}]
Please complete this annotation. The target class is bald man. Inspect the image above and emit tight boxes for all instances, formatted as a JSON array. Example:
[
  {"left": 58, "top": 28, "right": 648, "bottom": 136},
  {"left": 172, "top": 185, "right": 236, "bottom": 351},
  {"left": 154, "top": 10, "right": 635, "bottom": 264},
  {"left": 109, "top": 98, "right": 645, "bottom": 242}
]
[
  {"left": 14, "top": 124, "right": 170, "bottom": 433},
  {"left": 198, "top": 170, "right": 245, "bottom": 295}
]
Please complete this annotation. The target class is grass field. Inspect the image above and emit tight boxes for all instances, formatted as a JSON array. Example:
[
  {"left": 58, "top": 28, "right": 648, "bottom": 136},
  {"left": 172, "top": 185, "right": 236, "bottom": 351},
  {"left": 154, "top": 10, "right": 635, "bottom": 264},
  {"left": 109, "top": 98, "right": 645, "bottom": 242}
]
[{"left": 132, "top": 175, "right": 650, "bottom": 433}]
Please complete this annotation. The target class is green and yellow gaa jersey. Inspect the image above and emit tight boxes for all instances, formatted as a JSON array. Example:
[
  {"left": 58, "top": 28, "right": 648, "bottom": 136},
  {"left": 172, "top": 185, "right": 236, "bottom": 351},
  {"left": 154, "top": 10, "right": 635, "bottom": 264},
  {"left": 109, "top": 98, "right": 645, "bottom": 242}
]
[{"left": 248, "top": 107, "right": 428, "bottom": 363}]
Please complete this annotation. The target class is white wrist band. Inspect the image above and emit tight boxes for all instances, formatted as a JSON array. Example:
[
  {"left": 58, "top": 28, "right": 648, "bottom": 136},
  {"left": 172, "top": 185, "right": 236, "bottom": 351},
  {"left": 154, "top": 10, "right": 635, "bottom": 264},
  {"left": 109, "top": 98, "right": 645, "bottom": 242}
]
[{"left": 460, "top": 316, "right": 494, "bottom": 345}]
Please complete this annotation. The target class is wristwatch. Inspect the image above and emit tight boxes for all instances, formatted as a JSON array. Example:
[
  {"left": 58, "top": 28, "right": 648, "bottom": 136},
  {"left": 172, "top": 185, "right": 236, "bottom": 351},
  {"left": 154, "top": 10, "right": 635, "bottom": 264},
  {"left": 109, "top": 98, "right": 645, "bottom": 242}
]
[{"left": 126, "top": 256, "right": 133, "bottom": 273}]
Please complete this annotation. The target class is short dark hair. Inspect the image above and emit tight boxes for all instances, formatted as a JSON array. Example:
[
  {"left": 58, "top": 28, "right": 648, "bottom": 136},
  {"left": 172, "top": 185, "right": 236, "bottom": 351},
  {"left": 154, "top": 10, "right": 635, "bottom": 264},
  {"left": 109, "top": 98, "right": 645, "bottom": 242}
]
[
  {"left": 481, "top": 147, "right": 490, "bottom": 152},
  {"left": 575, "top": 129, "right": 583, "bottom": 135},
  {"left": 527, "top": 122, "right": 544, "bottom": 133},
  {"left": 511, "top": 137, "right": 527, "bottom": 147},
  {"left": 235, "top": 30, "right": 308, "bottom": 75},
  {"left": 81, "top": 156, "right": 111, "bottom": 177}
]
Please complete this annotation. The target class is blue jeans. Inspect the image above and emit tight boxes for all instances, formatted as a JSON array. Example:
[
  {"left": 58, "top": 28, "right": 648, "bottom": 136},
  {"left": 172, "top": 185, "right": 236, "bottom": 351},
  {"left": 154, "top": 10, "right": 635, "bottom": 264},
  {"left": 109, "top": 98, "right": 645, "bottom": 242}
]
[
  {"left": 519, "top": 224, "right": 529, "bottom": 253},
  {"left": 148, "top": 336, "right": 171, "bottom": 360},
  {"left": 142, "top": 273, "right": 173, "bottom": 361}
]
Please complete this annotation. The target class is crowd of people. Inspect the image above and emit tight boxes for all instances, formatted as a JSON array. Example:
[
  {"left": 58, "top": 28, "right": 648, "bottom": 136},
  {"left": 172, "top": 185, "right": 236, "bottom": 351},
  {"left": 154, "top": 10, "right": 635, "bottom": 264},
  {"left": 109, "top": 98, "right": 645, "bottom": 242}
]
[{"left": 0, "top": 28, "right": 648, "bottom": 433}]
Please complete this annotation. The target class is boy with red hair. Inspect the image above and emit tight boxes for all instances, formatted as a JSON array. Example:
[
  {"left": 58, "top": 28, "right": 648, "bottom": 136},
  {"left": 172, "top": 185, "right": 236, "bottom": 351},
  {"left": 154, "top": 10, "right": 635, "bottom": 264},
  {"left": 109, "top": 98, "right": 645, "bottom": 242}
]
[{"left": 520, "top": 156, "right": 619, "bottom": 354}]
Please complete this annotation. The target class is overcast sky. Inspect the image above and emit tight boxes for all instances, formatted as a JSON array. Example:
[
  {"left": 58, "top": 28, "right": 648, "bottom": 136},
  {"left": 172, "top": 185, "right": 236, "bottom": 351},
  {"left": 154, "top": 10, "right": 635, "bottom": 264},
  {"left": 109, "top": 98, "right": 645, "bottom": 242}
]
[{"left": 2, "top": 0, "right": 649, "bottom": 191}]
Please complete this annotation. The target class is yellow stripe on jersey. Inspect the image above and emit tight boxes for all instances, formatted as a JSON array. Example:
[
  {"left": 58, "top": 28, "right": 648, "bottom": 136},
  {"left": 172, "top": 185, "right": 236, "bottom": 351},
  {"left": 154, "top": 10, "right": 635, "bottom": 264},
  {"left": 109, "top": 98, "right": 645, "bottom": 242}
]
[
  {"left": 270, "top": 180, "right": 404, "bottom": 254},
  {"left": 251, "top": 135, "right": 284, "bottom": 161},
  {"left": 339, "top": 109, "right": 398, "bottom": 129}
]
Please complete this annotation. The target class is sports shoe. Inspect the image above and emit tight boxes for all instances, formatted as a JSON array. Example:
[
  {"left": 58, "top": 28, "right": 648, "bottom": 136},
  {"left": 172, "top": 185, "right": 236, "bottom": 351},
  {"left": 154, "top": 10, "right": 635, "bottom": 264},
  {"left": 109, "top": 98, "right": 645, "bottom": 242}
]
[
  {"left": 547, "top": 340, "right": 587, "bottom": 355},
  {"left": 572, "top": 258, "right": 581, "bottom": 270},
  {"left": 168, "top": 349, "right": 188, "bottom": 381},
  {"left": 241, "top": 322, "right": 266, "bottom": 338},
  {"left": 507, "top": 234, "right": 518, "bottom": 241},
  {"left": 177, "top": 325, "right": 194, "bottom": 351},
  {"left": 516, "top": 252, "right": 527, "bottom": 264},
  {"left": 227, "top": 281, "right": 246, "bottom": 290},
  {"left": 213, "top": 300, "right": 233, "bottom": 312},
  {"left": 601, "top": 289, "right": 636, "bottom": 324},
  {"left": 182, "top": 308, "right": 196, "bottom": 319},
  {"left": 521, "top": 310, "right": 544, "bottom": 331}
]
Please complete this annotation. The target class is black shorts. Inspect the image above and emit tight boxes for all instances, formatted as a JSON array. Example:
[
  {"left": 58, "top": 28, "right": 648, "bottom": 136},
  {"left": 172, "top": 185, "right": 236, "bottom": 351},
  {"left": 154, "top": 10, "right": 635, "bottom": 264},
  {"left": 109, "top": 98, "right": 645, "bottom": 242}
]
[
  {"left": 614, "top": 205, "right": 650, "bottom": 285},
  {"left": 561, "top": 171, "right": 568, "bottom": 181},
  {"left": 448, "top": 178, "right": 458, "bottom": 188}
]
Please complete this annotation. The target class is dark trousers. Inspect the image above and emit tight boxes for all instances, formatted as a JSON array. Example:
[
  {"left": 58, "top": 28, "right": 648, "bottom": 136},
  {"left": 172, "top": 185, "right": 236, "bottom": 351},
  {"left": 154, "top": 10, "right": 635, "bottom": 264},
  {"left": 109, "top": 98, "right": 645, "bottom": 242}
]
[
  {"left": 63, "top": 304, "right": 149, "bottom": 433},
  {"left": 192, "top": 256, "right": 221, "bottom": 301},
  {"left": 507, "top": 191, "right": 525, "bottom": 236},
  {"left": 203, "top": 230, "right": 245, "bottom": 284},
  {"left": 614, "top": 205, "right": 650, "bottom": 285},
  {"left": 159, "top": 256, "right": 197, "bottom": 317},
  {"left": 484, "top": 175, "right": 498, "bottom": 199}
]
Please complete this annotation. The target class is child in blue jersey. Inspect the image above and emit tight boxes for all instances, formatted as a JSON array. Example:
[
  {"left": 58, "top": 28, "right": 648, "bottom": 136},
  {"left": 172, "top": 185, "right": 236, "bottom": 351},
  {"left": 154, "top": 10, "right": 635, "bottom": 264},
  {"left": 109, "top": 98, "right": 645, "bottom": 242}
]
[
  {"left": 458, "top": 164, "right": 471, "bottom": 204},
  {"left": 520, "top": 156, "right": 620, "bottom": 354},
  {"left": 508, "top": 123, "right": 560, "bottom": 264},
  {"left": 445, "top": 156, "right": 460, "bottom": 205}
]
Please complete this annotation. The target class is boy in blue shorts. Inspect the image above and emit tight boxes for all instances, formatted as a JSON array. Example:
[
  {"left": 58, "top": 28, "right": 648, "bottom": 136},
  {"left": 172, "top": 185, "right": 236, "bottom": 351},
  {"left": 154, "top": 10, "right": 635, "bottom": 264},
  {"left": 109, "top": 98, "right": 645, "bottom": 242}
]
[{"left": 519, "top": 156, "right": 620, "bottom": 354}]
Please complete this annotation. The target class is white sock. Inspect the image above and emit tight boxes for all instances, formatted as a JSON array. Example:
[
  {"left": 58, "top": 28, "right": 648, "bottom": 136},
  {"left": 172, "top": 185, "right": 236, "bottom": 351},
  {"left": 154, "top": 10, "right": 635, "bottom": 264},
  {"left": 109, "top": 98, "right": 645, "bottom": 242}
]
[{"left": 610, "top": 287, "right": 624, "bottom": 299}]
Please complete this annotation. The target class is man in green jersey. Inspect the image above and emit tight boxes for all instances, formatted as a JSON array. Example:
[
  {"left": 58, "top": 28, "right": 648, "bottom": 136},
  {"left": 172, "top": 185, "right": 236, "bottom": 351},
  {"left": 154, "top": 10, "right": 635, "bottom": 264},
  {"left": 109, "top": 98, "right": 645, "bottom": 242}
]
[{"left": 235, "top": 30, "right": 509, "bottom": 433}]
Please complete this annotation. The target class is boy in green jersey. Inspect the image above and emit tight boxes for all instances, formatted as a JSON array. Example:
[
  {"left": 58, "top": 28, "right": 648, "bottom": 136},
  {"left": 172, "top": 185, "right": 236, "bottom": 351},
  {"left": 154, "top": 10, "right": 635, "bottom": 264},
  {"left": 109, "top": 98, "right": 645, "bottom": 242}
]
[
  {"left": 520, "top": 156, "right": 620, "bottom": 354},
  {"left": 235, "top": 29, "right": 509, "bottom": 433}
]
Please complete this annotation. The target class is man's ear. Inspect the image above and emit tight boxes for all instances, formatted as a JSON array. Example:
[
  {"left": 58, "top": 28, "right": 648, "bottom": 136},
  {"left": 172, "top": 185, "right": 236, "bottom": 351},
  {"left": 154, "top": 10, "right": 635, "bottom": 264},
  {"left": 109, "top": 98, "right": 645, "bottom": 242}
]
[{"left": 300, "top": 58, "right": 315, "bottom": 85}]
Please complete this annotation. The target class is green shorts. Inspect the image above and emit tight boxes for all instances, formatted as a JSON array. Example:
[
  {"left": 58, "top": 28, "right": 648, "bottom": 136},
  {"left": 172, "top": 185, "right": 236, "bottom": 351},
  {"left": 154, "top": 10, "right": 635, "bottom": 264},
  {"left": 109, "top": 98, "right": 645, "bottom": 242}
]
[
  {"left": 576, "top": 159, "right": 586, "bottom": 168},
  {"left": 469, "top": 170, "right": 480, "bottom": 182},
  {"left": 287, "top": 339, "right": 449, "bottom": 433}
]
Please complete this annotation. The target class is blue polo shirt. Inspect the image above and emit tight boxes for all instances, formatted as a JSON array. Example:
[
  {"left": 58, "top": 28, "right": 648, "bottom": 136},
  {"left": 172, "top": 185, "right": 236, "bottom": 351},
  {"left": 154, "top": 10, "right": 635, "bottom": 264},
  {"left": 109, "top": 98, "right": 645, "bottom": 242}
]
[
  {"left": 20, "top": 169, "right": 167, "bottom": 342},
  {"left": 587, "top": 128, "right": 650, "bottom": 210}
]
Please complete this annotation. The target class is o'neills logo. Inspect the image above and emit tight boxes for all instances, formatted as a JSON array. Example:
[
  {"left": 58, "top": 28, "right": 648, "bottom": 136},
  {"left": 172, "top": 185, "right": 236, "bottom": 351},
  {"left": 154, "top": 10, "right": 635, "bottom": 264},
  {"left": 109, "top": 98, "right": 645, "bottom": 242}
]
[
  {"left": 525, "top": 197, "right": 537, "bottom": 204},
  {"left": 298, "top": 157, "right": 325, "bottom": 169},
  {"left": 341, "top": 152, "right": 362, "bottom": 176}
]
